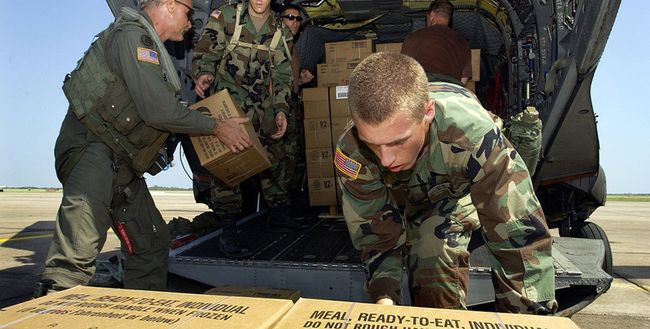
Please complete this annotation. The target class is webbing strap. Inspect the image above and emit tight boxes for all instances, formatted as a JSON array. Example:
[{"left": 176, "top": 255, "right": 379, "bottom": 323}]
[
  {"left": 281, "top": 34, "right": 292, "bottom": 61},
  {"left": 220, "top": 4, "right": 287, "bottom": 106},
  {"left": 225, "top": 4, "right": 244, "bottom": 54}
]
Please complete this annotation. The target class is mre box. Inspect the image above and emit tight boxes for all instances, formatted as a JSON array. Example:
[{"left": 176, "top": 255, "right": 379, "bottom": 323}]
[
  {"left": 374, "top": 42, "right": 403, "bottom": 53},
  {"left": 308, "top": 177, "right": 338, "bottom": 206},
  {"left": 317, "top": 61, "right": 359, "bottom": 87},
  {"left": 273, "top": 298, "right": 583, "bottom": 329},
  {"left": 204, "top": 285, "right": 300, "bottom": 303},
  {"left": 190, "top": 90, "right": 271, "bottom": 187},
  {"left": 0, "top": 285, "right": 293, "bottom": 329},
  {"left": 325, "top": 39, "right": 372, "bottom": 63}
]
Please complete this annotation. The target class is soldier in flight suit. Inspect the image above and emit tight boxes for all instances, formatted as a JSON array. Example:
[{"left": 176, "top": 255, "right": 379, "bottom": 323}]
[
  {"left": 38, "top": 0, "right": 250, "bottom": 294},
  {"left": 335, "top": 53, "right": 557, "bottom": 313},
  {"left": 193, "top": 0, "right": 303, "bottom": 258}
]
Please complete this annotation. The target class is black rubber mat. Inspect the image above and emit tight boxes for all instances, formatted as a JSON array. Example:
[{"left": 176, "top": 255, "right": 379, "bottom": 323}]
[{"left": 179, "top": 215, "right": 360, "bottom": 264}]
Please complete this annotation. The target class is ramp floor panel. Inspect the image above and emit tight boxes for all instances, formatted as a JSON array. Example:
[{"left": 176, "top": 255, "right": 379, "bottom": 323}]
[{"left": 179, "top": 216, "right": 361, "bottom": 263}]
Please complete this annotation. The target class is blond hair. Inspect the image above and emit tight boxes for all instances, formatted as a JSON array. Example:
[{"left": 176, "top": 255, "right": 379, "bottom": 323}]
[{"left": 348, "top": 52, "right": 429, "bottom": 124}]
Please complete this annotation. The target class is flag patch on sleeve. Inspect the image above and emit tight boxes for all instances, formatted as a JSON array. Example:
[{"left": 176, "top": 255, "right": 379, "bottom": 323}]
[
  {"left": 137, "top": 47, "right": 159, "bottom": 65},
  {"left": 211, "top": 9, "right": 221, "bottom": 19},
  {"left": 335, "top": 147, "right": 361, "bottom": 179}
]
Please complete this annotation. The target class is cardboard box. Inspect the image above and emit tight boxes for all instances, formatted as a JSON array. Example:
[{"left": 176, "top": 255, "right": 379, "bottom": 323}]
[
  {"left": 317, "top": 61, "right": 359, "bottom": 87},
  {"left": 329, "top": 86, "right": 351, "bottom": 118},
  {"left": 190, "top": 90, "right": 271, "bottom": 187},
  {"left": 272, "top": 298, "right": 582, "bottom": 329},
  {"left": 302, "top": 87, "right": 329, "bottom": 119},
  {"left": 0, "top": 285, "right": 293, "bottom": 329},
  {"left": 205, "top": 285, "right": 300, "bottom": 303},
  {"left": 306, "top": 148, "right": 335, "bottom": 178},
  {"left": 471, "top": 48, "right": 481, "bottom": 81},
  {"left": 374, "top": 42, "right": 403, "bottom": 53},
  {"left": 308, "top": 177, "right": 338, "bottom": 206},
  {"left": 466, "top": 79, "right": 476, "bottom": 94},
  {"left": 304, "top": 118, "right": 332, "bottom": 149},
  {"left": 325, "top": 39, "right": 372, "bottom": 63}
]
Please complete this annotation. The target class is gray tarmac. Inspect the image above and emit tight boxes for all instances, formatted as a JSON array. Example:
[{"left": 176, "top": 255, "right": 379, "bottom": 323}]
[{"left": 0, "top": 191, "right": 648, "bottom": 328}]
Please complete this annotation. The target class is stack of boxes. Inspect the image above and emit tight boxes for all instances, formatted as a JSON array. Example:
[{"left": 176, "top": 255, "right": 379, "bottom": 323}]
[
  {"left": 302, "top": 88, "right": 336, "bottom": 206},
  {"left": 303, "top": 40, "right": 476, "bottom": 207},
  {"left": 316, "top": 39, "right": 372, "bottom": 88},
  {"left": 302, "top": 86, "right": 354, "bottom": 207},
  {"left": 303, "top": 39, "right": 373, "bottom": 207}
]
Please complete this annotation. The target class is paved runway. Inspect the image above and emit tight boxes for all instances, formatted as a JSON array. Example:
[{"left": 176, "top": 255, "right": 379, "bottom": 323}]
[{"left": 0, "top": 191, "right": 648, "bottom": 328}]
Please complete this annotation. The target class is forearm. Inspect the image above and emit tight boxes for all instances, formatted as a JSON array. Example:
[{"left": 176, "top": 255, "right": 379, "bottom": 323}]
[
  {"left": 340, "top": 181, "right": 405, "bottom": 303},
  {"left": 145, "top": 106, "right": 215, "bottom": 135}
]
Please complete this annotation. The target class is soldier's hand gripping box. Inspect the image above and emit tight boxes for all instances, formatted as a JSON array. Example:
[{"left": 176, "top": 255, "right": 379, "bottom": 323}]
[
  {"left": 272, "top": 298, "right": 583, "bottom": 329},
  {"left": 0, "top": 285, "right": 293, "bottom": 329},
  {"left": 190, "top": 90, "right": 271, "bottom": 187}
]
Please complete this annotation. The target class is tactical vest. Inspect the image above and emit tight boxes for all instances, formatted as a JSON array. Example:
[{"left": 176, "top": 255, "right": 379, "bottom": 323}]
[
  {"left": 62, "top": 8, "right": 179, "bottom": 176},
  {"left": 219, "top": 4, "right": 291, "bottom": 92}
]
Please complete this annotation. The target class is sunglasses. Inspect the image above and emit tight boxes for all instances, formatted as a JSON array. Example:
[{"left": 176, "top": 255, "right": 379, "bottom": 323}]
[
  {"left": 175, "top": 0, "right": 194, "bottom": 20},
  {"left": 281, "top": 14, "right": 303, "bottom": 22}
]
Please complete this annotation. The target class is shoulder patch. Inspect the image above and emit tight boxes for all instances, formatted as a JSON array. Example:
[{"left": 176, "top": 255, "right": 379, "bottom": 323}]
[
  {"left": 141, "top": 34, "right": 153, "bottom": 47},
  {"left": 137, "top": 47, "right": 159, "bottom": 65},
  {"left": 335, "top": 147, "right": 362, "bottom": 180},
  {"left": 211, "top": 9, "right": 221, "bottom": 19}
]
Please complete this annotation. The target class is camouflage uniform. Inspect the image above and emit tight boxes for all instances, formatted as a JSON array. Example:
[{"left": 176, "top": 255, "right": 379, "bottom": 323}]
[
  {"left": 335, "top": 82, "right": 556, "bottom": 313},
  {"left": 286, "top": 47, "right": 307, "bottom": 199},
  {"left": 193, "top": 3, "right": 294, "bottom": 214}
]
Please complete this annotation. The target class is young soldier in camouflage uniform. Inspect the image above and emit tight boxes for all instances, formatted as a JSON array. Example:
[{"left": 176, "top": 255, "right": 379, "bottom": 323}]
[
  {"left": 38, "top": 0, "right": 251, "bottom": 295},
  {"left": 335, "top": 53, "right": 557, "bottom": 314},
  {"left": 193, "top": 0, "right": 303, "bottom": 258}
]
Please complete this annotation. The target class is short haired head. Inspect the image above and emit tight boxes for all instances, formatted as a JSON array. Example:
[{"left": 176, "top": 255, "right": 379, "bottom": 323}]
[
  {"left": 427, "top": 0, "right": 453, "bottom": 26},
  {"left": 428, "top": 0, "right": 453, "bottom": 18},
  {"left": 139, "top": 0, "right": 165, "bottom": 9},
  {"left": 348, "top": 52, "right": 429, "bottom": 125},
  {"left": 138, "top": 0, "right": 193, "bottom": 42}
]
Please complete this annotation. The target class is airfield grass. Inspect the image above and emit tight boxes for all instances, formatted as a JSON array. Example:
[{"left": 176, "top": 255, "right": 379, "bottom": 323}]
[{"left": 606, "top": 195, "right": 650, "bottom": 202}]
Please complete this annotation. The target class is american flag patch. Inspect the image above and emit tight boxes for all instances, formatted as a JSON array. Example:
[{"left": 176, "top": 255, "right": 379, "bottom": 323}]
[
  {"left": 137, "top": 47, "right": 159, "bottom": 65},
  {"left": 335, "top": 147, "right": 361, "bottom": 179}
]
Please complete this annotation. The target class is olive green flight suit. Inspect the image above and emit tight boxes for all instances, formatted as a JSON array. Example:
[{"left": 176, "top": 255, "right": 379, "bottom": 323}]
[{"left": 43, "top": 9, "right": 214, "bottom": 291}]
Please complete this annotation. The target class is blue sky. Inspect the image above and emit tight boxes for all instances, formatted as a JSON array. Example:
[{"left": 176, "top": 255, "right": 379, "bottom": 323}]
[{"left": 0, "top": 1, "right": 648, "bottom": 193}]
